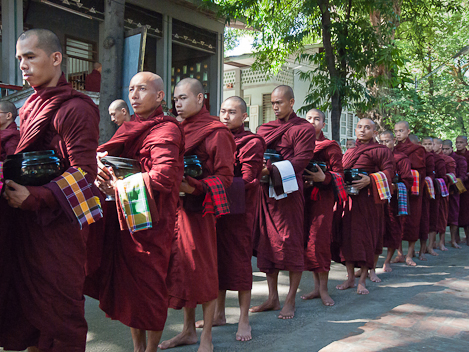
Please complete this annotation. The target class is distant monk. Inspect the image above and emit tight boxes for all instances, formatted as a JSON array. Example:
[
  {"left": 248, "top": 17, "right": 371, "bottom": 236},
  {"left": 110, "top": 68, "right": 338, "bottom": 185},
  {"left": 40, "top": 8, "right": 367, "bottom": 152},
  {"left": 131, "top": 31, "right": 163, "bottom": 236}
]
[
  {"left": 442, "top": 140, "right": 467, "bottom": 248},
  {"left": 196, "top": 96, "right": 265, "bottom": 341},
  {"left": 378, "top": 131, "right": 413, "bottom": 272},
  {"left": 337, "top": 119, "right": 393, "bottom": 294},
  {"left": 91, "top": 72, "right": 184, "bottom": 352},
  {"left": 393, "top": 121, "right": 426, "bottom": 266},
  {"left": 346, "top": 138, "right": 355, "bottom": 150},
  {"left": 424, "top": 137, "right": 445, "bottom": 255},
  {"left": 1, "top": 29, "right": 101, "bottom": 352},
  {"left": 252, "top": 85, "right": 315, "bottom": 318},
  {"left": 302, "top": 108, "right": 343, "bottom": 306},
  {"left": 434, "top": 138, "right": 455, "bottom": 250},
  {"left": 160, "top": 78, "right": 235, "bottom": 352},
  {"left": 0, "top": 101, "right": 20, "bottom": 161},
  {"left": 108, "top": 99, "right": 131, "bottom": 126},
  {"left": 455, "top": 136, "right": 469, "bottom": 245},
  {"left": 85, "top": 62, "right": 102, "bottom": 92}
]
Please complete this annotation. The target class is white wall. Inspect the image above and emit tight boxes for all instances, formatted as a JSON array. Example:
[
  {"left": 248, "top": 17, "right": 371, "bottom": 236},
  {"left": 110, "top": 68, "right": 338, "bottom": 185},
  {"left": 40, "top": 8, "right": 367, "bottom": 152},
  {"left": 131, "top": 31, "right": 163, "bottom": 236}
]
[{"left": 293, "top": 69, "right": 311, "bottom": 118}]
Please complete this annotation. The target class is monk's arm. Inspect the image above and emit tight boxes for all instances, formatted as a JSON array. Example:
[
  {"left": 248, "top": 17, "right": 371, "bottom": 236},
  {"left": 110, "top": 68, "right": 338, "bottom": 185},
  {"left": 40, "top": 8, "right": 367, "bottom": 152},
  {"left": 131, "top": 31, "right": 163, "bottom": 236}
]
[
  {"left": 239, "top": 138, "right": 265, "bottom": 190},
  {"left": 321, "top": 143, "right": 343, "bottom": 187},
  {"left": 377, "top": 148, "right": 394, "bottom": 184},
  {"left": 290, "top": 126, "right": 315, "bottom": 174},
  {"left": 398, "top": 158, "right": 414, "bottom": 191}
]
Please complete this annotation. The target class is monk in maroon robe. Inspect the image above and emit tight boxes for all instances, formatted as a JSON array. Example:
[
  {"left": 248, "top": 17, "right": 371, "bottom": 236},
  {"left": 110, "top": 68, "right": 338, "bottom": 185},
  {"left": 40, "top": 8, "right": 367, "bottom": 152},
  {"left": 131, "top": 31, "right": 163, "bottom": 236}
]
[
  {"left": 0, "top": 101, "right": 20, "bottom": 161},
  {"left": 442, "top": 139, "right": 467, "bottom": 248},
  {"left": 160, "top": 78, "right": 235, "bottom": 352},
  {"left": 455, "top": 136, "right": 469, "bottom": 244},
  {"left": 197, "top": 96, "right": 264, "bottom": 341},
  {"left": 393, "top": 121, "right": 426, "bottom": 266},
  {"left": 301, "top": 108, "right": 343, "bottom": 306},
  {"left": 378, "top": 131, "right": 413, "bottom": 272},
  {"left": 0, "top": 29, "right": 100, "bottom": 352},
  {"left": 250, "top": 85, "right": 315, "bottom": 318},
  {"left": 337, "top": 119, "right": 393, "bottom": 294}
]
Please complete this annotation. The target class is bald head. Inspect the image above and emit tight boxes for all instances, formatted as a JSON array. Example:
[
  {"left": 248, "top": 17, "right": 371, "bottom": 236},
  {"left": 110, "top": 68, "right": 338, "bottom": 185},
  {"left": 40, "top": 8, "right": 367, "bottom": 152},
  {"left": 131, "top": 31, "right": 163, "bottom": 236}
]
[
  {"left": 272, "top": 85, "right": 294, "bottom": 100},
  {"left": 442, "top": 139, "right": 453, "bottom": 147},
  {"left": 421, "top": 136, "right": 434, "bottom": 153},
  {"left": 18, "top": 29, "right": 62, "bottom": 55},
  {"left": 355, "top": 118, "right": 376, "bottom": 143},
  {"left": 433, "top": 138, "right": 443, "bottom": 153},
  {"left": 380, "top": 130, "right": 394, "bottom": 139},
  {"left": 176, "top": 78, "right": 204, "bottom": 97},
  {"left": 109, "top": 99, "right": 130, "bottom": 126},
  {"left": 224, "top": 96, "right": 247, "bottom": 114},
  {"left": 442, "top": 139, "right": 453, "bottom": 156},
  {"left": 132, "top": 72, "right": 164, "bottom": 91},
  {"left": 359, "top": 118, "right": 376, "bottom": 130},
  {"left": 128, "top": 72, "right": 165, "bottom": 120},
  {"left": 396, "top": 121, "right": 410, "bottom": 130},
  {"left": 109, "top": 99, "right": 129, "bottom": 113},
  {"left": 379, "top": 130, "right": 395, "bottom": 150},
  {"left": 409, "top": 134, "right": 419, "bottom": 144},
  {"left": 307, "top": 108, "right": 325, "bottom": 122},
  {"left": 394, "top": 121, "right": 411, "bottom": 142},
  {"left": 0, "top": 101, "right": 18, "bottom": 119}
]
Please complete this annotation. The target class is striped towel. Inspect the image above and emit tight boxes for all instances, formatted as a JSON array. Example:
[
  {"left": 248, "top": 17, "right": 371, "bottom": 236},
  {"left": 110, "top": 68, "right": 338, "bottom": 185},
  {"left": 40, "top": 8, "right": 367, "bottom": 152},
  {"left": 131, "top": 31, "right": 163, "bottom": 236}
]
[
  {"left": 425, "top": 176, "right": 435, "bottom": 199},
  {"left": 397, "top": 182, "right": 408, "bottom": 216},
  {"left": 52, "top": 167, "right": 103, "bottom": 229},
  {"left": 456, "top": 178, "right": 467, "bottom": 194},
  {"left": 330, "top": 171, "right": 348, "bottom": 202},
  {"left": 202, "top": 176, "right": 230, "bottom": 218},
  {"left": 436, "top": 178, "right": 449, "bottom": 197},
  {"left": 447, "top": 173, "right": 457, "bottom": 185},
  {"left": 370, "top": 171, "right": 392, "bottom": 201},
  {"left": 116, "top": 172, "right": 152, "bottom": 233},
  {"left": 411, "top": 169, "right": 420, "bottom": 195},
  {"left": 269, "top": 160, "right": 298, "bottom": 200}
]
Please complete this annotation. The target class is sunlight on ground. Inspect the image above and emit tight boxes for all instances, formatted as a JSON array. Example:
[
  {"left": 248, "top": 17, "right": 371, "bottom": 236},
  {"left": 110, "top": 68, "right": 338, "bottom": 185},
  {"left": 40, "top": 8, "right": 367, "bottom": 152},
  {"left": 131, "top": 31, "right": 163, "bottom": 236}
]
[
  {"left": 405, "top": 272, "right": 450, "bottom": 276},
  {"left": 329, "top": 319, "right": 371, "bottom": 324},
  {"left": 378, "top": 281, "right": 435, "bottom": 288}
]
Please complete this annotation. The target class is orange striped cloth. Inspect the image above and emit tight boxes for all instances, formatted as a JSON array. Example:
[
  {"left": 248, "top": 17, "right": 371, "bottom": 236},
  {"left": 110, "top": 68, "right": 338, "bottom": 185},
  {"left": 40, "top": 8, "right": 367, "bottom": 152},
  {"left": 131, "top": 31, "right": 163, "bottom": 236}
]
[
  {"left": 370, "top": 171, "right": 392, "bottom": 201},
  {"left": 425, "top": 176, "right": 435, "bottom": 199},
  {"left": 411, "top": 170, "right": 420, "bottom": 195}
]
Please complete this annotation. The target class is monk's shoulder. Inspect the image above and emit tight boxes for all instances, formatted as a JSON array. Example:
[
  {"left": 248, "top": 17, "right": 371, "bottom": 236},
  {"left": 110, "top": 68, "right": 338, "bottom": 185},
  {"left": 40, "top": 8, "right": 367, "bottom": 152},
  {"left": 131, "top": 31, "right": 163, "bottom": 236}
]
[
  {"left": 56, "top": 96, "right": 99, "bottom": 123},
  {"left": 288, "top": 119, "right": 315, "bottom": 139},
  {"left": 239, "top": 136, "right": 265, "bottom": 158},
  {"left": 146, "top": 120, "right": 183, "bottom": 145}
]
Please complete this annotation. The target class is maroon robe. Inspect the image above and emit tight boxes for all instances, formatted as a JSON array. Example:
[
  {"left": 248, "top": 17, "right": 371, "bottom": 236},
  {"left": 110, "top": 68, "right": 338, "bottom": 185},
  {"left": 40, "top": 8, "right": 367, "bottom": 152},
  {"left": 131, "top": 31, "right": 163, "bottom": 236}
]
[
  {"left": 340, "top": 139, "right": 393, "bottom": 268},
  {"left": 255, "top": 112, "right": 315, "bottom": 273},
  {"left": 167, "top": 106, "right": 235, "bottom": 308},
  {"left": 395, "top": 138, "right": 426, "bottom": 242},
  {"left": 87, "top": 106, "right": 184, "bottom": 331},
  {"left": 419, "top": 152, "right": 435, "bottom": 241},
  {"left": 383, "top": 150, "right": 413, "bottom": 249},
  {"left": 438, "top": 154, "right": 456, "bottom": 234},
  {"left": 447, "top": 152, "right": 467, "bottom": 226},
  {"left": 429, "top": 152, "right": 446, "bottom": 233},
  {"left": 456, "top": 148, "right": 469, "bottom": 227},
  {"left": 0, "top": 122, "right": 20, "bottom": 161},
  {"left": 0, "top": 74, "right": 99, "bottom": 352},
  {"left": 217, "top": 126, "right": 265, "bottom": 291},
  {"left": 85, "top": 69, "right": 101, "bottom": 92},
  {"left": 304, "top": 131, "right": 343, "bottom": 272}
]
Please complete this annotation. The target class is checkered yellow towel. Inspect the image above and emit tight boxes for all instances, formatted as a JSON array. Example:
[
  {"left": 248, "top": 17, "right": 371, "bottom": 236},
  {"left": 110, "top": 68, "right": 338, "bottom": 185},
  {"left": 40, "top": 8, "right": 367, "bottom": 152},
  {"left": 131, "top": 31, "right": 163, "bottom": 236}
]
[
  {"left": 370, "top": 171, "right": 392, "bottom": 201},
  {"left": 425, "top": 176, "right": 435, "bottom": 199},
  {"left": 411, "top": 170, "right": 420, "bottom": 195},
  {"left": 455, "top": 178, "right": 467, "bottom": 194},
  {"left": 116, "top": 172, "right": 152, "bottom": 233}
]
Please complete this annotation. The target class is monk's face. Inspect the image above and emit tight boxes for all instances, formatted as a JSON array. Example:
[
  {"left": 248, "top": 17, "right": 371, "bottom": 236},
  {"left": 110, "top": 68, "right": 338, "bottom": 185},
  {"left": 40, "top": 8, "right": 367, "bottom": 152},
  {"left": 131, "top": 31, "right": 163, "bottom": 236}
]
[
  {"left": 129, "top": 73, "right": 164, "bottom": 119},
  {"left": 346, "top": 140, "right": 355, "bottom": 150},
  {"left": 455, "top": 137, "right": 468, "bottom": 152},
  {"left": 379, "top": 134, "right": 394, "bottom": 150},
  {"left": 421, "top": 138, "right": 434, "bottom": 153},
  {"left": 442, "top": 144, "right": 453, "bottom": 156},
  {"left": 355, "top": 119, "right": 375, "bottom": 142},
  {"left": 219, "top": 100, "right": 247, "bottom": 130},
  {"left": 433, "top": 142, "right": 442, "bottom": 154},
  {"left": 394, "top": 123, "right": 410, "bottom": 142},
  {"left": 16, "top": 35, "right": 62, "bottom": 88},
  {"left": 174, "top": 84, "right": 204, "bottom": 120},
  {"left": 305, "top": 110, "right": 325, "bottom": 134},
  {"left": 109, "top": 105, "right": 128, "bottom": 126},
  {"left": 271, "top": 91, "right": 294, "bottom": 120}
]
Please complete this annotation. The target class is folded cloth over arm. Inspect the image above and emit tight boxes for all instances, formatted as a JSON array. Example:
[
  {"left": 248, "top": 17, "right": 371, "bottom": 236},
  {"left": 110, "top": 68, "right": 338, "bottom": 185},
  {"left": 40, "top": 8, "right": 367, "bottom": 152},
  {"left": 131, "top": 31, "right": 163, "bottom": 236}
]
[
  {"left": 330, "top": 171, "right": 347, "bottom": 202},
  {"left": 397, "top": 182, "right": 408, "bottom": 216},
  {"left": 370, "top": 171, "right": 392, "bottom": 201},
  {"left": 436, "top": 178, "right": 449, "bottom": 197},
  {"left": 447, "top": 173, "right": 457, "bottom": 185},
  {"left": 411, "top": 169, "right": 420, "bottom": 195},
  {"left": 269, "top": 160, "right": 298, "bottom": 200},
  {"left": 201, "top": 175, "right": 230, "bottom": 218},
  {"left": 455, "top": 178, "right": 467, "bottom": 194},
  {"left": 425, "top": 176, "right": 436, "bottom": 199}
]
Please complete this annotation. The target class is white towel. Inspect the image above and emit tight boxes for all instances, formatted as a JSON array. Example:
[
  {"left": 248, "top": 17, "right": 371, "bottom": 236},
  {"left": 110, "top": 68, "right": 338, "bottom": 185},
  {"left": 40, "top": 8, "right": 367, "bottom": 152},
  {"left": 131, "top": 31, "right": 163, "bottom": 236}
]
[{"left": 269, "top": 160, "right": 298, "bottom": 200}]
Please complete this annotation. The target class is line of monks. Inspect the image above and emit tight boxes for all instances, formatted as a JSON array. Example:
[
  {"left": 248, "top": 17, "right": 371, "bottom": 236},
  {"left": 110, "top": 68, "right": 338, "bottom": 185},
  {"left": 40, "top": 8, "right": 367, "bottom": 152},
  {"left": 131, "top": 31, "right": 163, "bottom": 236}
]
[{"left": 0, "top": 28, "right": 468, "bottom": 352}]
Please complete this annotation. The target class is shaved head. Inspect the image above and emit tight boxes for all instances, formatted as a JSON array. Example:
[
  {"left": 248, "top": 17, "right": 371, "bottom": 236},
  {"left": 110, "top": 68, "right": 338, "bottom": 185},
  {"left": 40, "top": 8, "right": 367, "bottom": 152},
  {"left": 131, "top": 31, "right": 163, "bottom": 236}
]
[
  {"left": 409, "top": 134, "right": 419, "bottom": 144},
  {"left": 380, "top": 130, "right": 394, "bottom": 139},
  {"left": 224, "top": 96, "right": 247, "bottom": 114},
  {"left": 94, "top": 62, "right": 102, "bottom": 70},
  {"left": 176, "top": 78, "right": 204, "bottom": 98},
  {"left": 422, "top": 136, "right": 433, "bottom": 142},
  {"left": 0, "top": 101, "right": 18, "bottom": 119},
  {"left": 109, "top": 99, "right": 129, "bottom": 113},
  {"left": 395, "top": 121, "right": 410, "bottom": 130},
  {"left": 128, "top": 72, "right": 165, "bottom": 119},
  {"left": 18, "top": 29, "right": 62, "bottom": 55},
  {"left": 272, "top": 85, "right": 294, "bottom": 100},
  {"left": 307, "top": 108, "right": 325, "bottom": 122},
  {"left": 457, "top": 135, "right": 467, "bottom": 142},
  {"left": 133, "top": 71, "right": 164, "bottom": 91},
  {"left": 442, "top": 139, "right": 453, "bottom": 147},
  {"left": 434, "top": 138, "right": 442, "bottom": 146},
  {"left": 359, "top": 118, "right": 376, "bottom": 130}
]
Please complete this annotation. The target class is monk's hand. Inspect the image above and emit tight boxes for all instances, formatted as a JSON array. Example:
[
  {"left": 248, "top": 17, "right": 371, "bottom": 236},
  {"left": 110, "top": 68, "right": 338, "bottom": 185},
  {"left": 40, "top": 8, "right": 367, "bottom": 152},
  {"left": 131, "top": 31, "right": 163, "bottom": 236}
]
[
  {"left": 305, "top": 167, "right": 326, "bottom": 182},
  {"left": 260, "top": 167, "right": 270, "bottom": 177},
  {"left": 97, "top": 151, "right": 111, "bottom": 183},
  {"left": 3, "top": 180, "right": 30, "bottom": 208},
  {"left": 180, "top": 177, "right": 195, "bottom": 194},
  {"left": 352, "top": 174, "right": 370, "bottom": 190}
]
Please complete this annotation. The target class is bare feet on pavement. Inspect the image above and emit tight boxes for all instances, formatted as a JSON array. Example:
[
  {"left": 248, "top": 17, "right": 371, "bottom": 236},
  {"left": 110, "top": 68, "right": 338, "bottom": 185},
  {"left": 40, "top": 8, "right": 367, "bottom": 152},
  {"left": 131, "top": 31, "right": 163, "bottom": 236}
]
[
  {"left": 451, "top": 241, "right": 462, "bottom": 249},
  {"left": 158, "top": 330, "right": 198, "bottom": 350},
  {"left": 418, "top": 252, "right": 427, "bottom": 261},
  {"left": 368, "top": 271, "right": 381, "bottom": 283},
  {"left": 301, "top": 290, "right": 319, "bottom": 300},
  {"left": 236, "top": 320, "right": 252, "bottom": 341},
  {"left": 439, "top": 243, "right": 448, "bottom": 251},
  {"left": 356, "top": 283, "right": 369, "bottom": 295},
  {"left": 391, "top": 255, "right": 405, "bottom": 264},
  {"left": 405, "top": 257, "right": 417, "bottom": 266},
  {"left": 336, "top": 279, "right": 356, "bottom": 290},
  {"left": 427, "top": 248, "right": 439, "bottom": 256},
  {"left": 195, "top": 317, "right": 226, "bottom": 329},
  {"left": 278, "top": 302, "right": 295, "bottom": 319},
  {"left": 249, "top": 299, "right": 281, "bottom": 313},
  {"left": 383, "top": 263, "right": 392, "bottom": 272}
]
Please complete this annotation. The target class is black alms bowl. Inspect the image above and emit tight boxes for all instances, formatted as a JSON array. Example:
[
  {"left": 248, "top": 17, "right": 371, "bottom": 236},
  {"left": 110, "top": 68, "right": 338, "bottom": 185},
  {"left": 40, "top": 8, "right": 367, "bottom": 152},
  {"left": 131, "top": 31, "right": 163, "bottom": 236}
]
[
  {"left": 3, "top": 150, "right": 65, "bottom": 186},
  {"left": 343, "top": 168, "right": 368, "bottom": 185},
  {"left": 101, "top": 156, "right": 141, "bottom": 180},
  {"left": 305, "top": 160, "right": 327, "bottom": 175},
  {"left": 184, "top": 155, "right": 203, "bottom": 180}
]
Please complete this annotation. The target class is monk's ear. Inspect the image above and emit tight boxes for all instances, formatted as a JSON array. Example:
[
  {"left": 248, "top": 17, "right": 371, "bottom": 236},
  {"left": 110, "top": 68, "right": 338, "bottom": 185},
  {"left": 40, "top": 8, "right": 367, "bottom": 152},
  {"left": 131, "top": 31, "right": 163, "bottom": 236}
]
[
  {"left": 290, "top": 98, "right": 295, "bottom": 107},
  {"left": 51, "top": 52, "right": 62, "bottom": 67},
  {"left": 197, "top": 92, "right": 204, "bottom": 105},
  {"left": 157, "top": 90, "right": 165, "bottom": 103},
  {"left": 242, "top": 112, "right": 248, "bottom": 122}
]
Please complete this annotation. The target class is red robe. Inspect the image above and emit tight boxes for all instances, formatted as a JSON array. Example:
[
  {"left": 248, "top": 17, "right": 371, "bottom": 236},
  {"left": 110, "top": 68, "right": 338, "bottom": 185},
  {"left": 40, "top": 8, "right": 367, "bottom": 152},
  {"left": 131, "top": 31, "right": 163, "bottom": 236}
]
[
  {"left": 395, "top": 138, "right": 426, "bottom": 242},
  {"left": 304, "top": 131, "right": 343, "bottom": 272},
  {"left": 167, "top": 107, "right": 235, "bottom": 308},
  {"left": 85, "top": 69, "right": 101, "bottom": 92},
  {"left": 419, "top": 152, "right": 435, "bottom": 241},
  {"left": 87, "top": 106, "right": 184, "bottom": 331},
  {"left": 217, "top": 126, "right": 265, "bottom": 291},
  {"left": 456, "top": 148, "right": 469, "bottom": 227},
  {"left": 429, "top": 152, "right": 446, "bottom": 233},
  {"left": 447, "top": 152, "right": 467, "bottom": 226},
  {"left": 340, "top": 139, "right": 393, "bottom": 268},
  {"left": 438, "top": 153, "right": 456, "bottom": 234},
  {"left": 383, "top": 150, "right": 413, "bottom": 249},
  {"left": 0, "top": 122, "right": 20, "bottom": 161},
  {"left": 0, "top": 74, "right": 100, "bottom": 352},
  {"left": 255, "top": 112, "right": 315, "bottom": 273}
]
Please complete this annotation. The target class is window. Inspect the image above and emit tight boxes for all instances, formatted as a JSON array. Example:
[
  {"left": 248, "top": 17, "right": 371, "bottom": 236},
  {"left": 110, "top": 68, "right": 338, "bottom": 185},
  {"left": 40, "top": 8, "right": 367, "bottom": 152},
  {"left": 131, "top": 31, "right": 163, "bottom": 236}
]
[
  {"left": 340, "top": 113, "right": 347, "bottom": 135},
  {"left": 262, "top": 94, "right": 275, "bottom": 124},
  {"left": 347, "top": 113, "right": 353, "bottom": 137},
  {"left": 65, "top": 36, "right": 97, "bottom": 90}
]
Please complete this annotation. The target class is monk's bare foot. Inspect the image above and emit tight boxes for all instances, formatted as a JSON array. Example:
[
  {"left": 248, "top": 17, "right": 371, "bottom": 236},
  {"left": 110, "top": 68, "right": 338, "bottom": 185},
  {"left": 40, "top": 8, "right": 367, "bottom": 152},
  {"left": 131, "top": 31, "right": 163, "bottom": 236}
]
[
  {"left": 357, "top": 283, "right": 369, "bottom": 295},
  {"left": 336, "top": 279, "right": 356, "bottom": 290},
  {"left": 405, "top": 257, "right": 417, "bottom": 266},
  {"left": 391, "top": 255, "right": 405, "bottom": 264},
  {"left": 427, "top": 248, "right": 439, "bottom": 256},
  {"left": 278, "top": 302, "right": 295, "bottom": 319},
  {"left": 236, "top": 320, "right": 252, "bottom": 341},
  {"left": 418, "top": 252, "right": 427, "bottom": 261},
  {"left": 354, "top": 269, "right": 362, "bottom": 277},
  {"left": 368, "top": 271, "right": 381, "bottom": 283},
  {"left": 195, "top": 317, "right": 226, "bottom": 329},
  {"left": 301, "top": 290, "right": 320, "bottom": 300},
  {"left": 198, "top": 331, "right": 213, "bottom": 352},
  {"left": 158, "top": 330, "right": 198, "bottom": 350},
  {"left": 320, "top": 291, "right": 335, "bottom": 306},
  {"left": 383, "top": 263, "right": 392, "bottom": 272},
  {"left": 249, "top": 299, "right": 280, "bottom": 313},
  {"left": 439, "top": 243, "right": 448, "bottom": 251},
  {"left": 451, "top": 241, "right": 462, "bottom": 249}
]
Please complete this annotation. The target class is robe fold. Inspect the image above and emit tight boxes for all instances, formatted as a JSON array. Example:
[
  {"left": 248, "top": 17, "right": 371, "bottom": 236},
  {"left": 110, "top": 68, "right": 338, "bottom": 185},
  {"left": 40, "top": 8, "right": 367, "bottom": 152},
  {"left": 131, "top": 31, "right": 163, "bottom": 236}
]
[
  {"left": 0, "top": 74, "right": 100, "bottom": 352},
  {"left": 437, "top": 154, "right": 456, "bottom": 234},
  {"left": 383, "top": 150, "right": 413, "bottom": 249},
  {"left": 167, "top": 106, "right": 235, "bottom": 308},
  {"left": 86, "top": 106, "right": 185, "bottom": 331},
  {"left": 395, "top": 138, "right": 426, "bottom": 242},
  {"left": 304, "top": 131, "right": 343, "bottom": 272},
  {"left": 447, "top": 152, "right": 467, "bottom": 226},
  {"left": 419, "top": 152, "right": 435, "bottom": 241},
  {"left": 254, "top": 112, "right": 315, "bottom": 273},
  {"left": 0, "top": 122, "right": 20, "bottom": 161},
  {"left": 217, "top": 126, "right": 265, "bottom": 291},
  {"left": 340, "top": 139, "right": 393, "bottom": 268},
  {"left": 456, "top": 148, "right": 469, "bottom": 227},
  {"left": 429, "top": 152, "right": 446, "bottom": 233}
]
